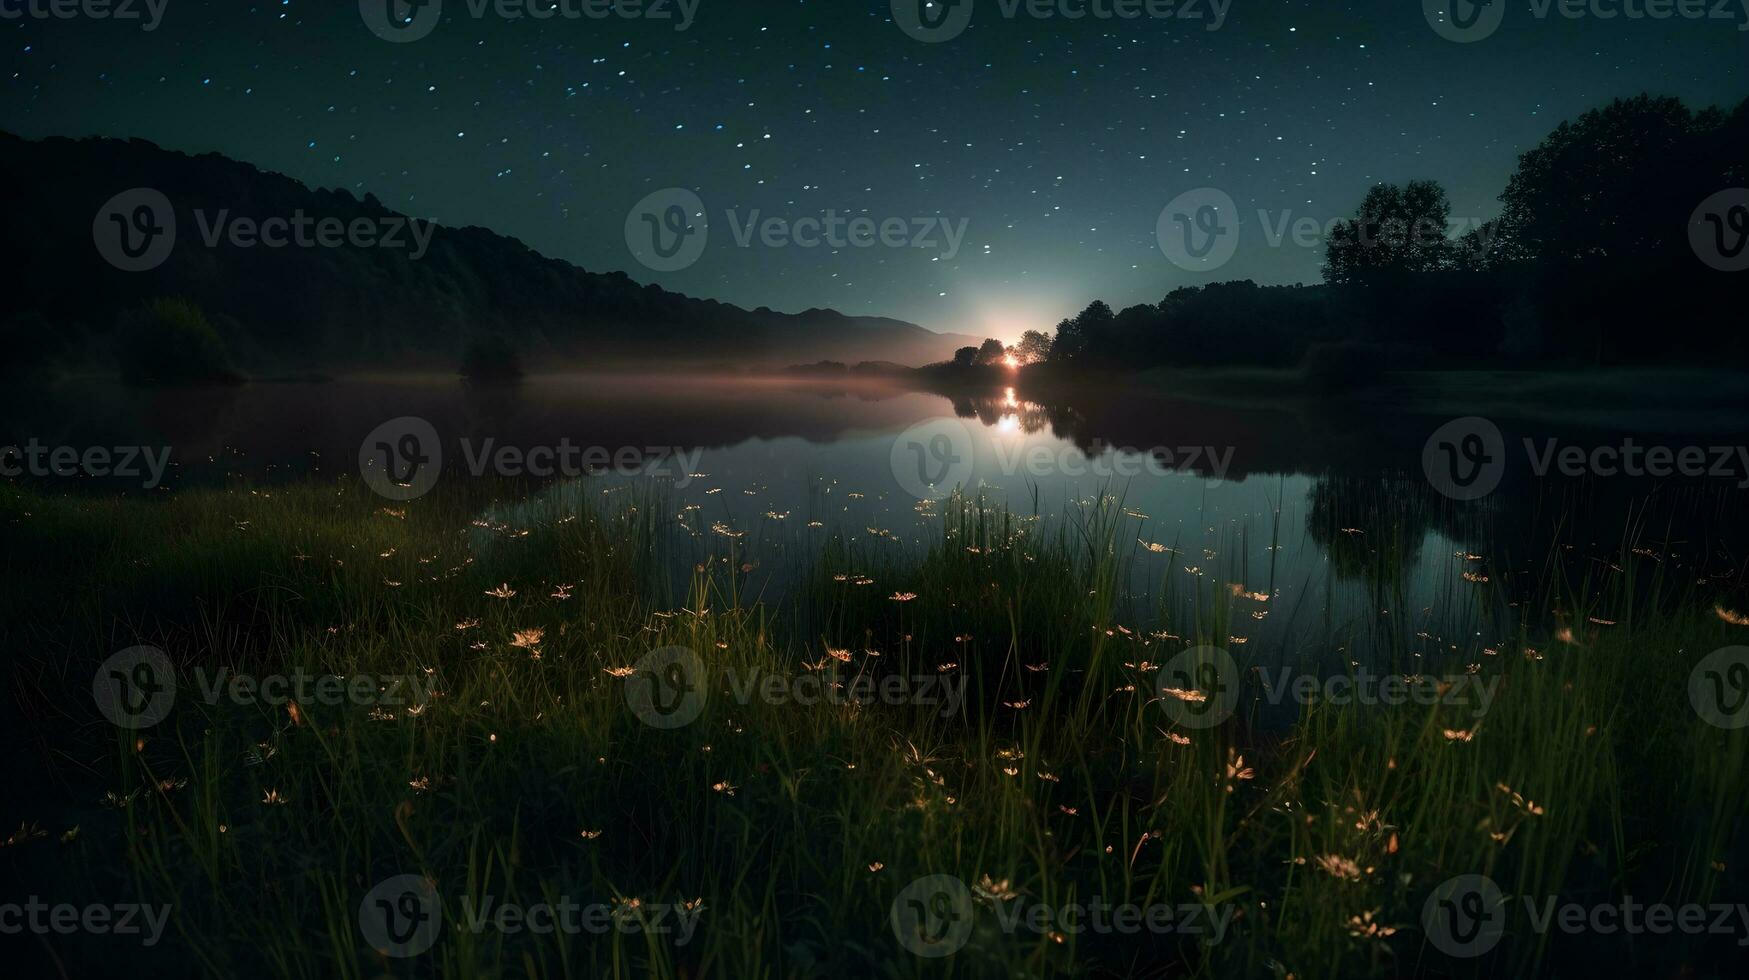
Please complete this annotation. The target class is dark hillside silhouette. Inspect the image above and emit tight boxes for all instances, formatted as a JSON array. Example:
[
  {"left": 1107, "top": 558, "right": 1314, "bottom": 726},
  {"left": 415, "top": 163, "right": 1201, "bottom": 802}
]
[{"left": 0, "top": 132, "right": 979, "bottom": 381}]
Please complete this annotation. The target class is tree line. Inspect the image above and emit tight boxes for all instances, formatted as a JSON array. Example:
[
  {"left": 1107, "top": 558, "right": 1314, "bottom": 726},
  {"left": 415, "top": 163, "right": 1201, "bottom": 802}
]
[{"left": 953, "top": 94, "right": 1748, "bottom": 375}]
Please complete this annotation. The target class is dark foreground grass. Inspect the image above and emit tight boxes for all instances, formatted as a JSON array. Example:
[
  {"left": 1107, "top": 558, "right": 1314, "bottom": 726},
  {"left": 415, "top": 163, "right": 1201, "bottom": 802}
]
[{"left": 2, "top": 477, "right": 1746, "bottom": 978}]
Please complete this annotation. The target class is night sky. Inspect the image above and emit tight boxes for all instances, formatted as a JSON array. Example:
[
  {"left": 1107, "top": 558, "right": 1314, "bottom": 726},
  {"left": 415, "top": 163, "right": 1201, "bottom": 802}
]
[{"left": 4, "top": 0, "right": 1745, "bottom": 340}]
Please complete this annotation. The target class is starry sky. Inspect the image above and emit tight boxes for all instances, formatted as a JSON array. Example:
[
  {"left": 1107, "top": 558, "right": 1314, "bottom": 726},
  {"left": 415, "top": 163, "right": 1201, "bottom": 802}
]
[{"left": 3, "top": 0, "right": 1745, "bottom": 340}]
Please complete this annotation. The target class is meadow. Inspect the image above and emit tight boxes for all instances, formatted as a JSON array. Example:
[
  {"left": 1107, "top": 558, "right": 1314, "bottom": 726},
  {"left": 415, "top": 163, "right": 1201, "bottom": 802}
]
[{"left": 3, "top": 473, "right": 1746, "bottom": 978}]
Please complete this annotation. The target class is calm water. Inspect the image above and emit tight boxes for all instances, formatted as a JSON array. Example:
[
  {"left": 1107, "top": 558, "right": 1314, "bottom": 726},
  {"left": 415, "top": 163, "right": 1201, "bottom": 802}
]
[{"left": 7, "top": 373, "right": 1748, "bottom": 672}]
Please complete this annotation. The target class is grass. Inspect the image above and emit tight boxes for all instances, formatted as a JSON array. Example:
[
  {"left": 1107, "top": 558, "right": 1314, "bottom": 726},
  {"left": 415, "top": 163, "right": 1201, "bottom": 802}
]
[{"left": 2, "top": 474, "right": 1746, "bottom": 978}]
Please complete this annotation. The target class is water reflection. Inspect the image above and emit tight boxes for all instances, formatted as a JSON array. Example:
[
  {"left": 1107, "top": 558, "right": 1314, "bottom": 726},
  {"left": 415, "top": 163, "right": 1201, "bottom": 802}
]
[
  {"left": 5, "top": 373, "right": 1745, "bottom": 657},
  {"left": 953, "top": 386, "right": 1063, "bottom": 439}
]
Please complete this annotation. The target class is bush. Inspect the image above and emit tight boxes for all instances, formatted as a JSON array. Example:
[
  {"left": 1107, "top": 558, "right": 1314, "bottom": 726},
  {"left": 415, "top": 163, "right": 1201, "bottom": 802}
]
[{"left": 114, "top": 297, "right": 242, "bottom": 385}]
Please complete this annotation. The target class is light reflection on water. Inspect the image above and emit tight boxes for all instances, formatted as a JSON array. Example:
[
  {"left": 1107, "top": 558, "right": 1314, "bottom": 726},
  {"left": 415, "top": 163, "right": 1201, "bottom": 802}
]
[
  {"left": 10, "top": 372, "right": 1741, "bottom": 677},
  {"left": 474, "top": 384, "right": 1497, "bottom": 678}
]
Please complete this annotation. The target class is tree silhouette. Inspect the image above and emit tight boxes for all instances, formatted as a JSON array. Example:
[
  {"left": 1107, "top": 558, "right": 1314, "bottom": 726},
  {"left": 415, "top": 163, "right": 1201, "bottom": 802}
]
[
  {"left": 1012, "top": 329, "right": 1053, "bottom": 364},
  {"left": 1493, "top": 95, "right": 1727, "bottom": 265},
  {"left": 1048, "top": 302, "right": 1112, "bottom": 364},
  {"left": 1485, "top": 94, "right": 1748, "bottom": 362},
  {"left": 1322, "top": 181, "right": 1455, "bottom": 285},
  {"left": 1048, "top": 317, "right": 1085, "bottom": 363},
  {"left": 997, "top": 94, "right": 1748, "bottom": 375}
]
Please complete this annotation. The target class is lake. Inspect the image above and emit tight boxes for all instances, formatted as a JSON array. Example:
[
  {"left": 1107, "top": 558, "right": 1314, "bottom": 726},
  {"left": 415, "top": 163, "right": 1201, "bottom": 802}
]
[{"left": 7, "top": 372, "right": 1748, "bottom": 683}]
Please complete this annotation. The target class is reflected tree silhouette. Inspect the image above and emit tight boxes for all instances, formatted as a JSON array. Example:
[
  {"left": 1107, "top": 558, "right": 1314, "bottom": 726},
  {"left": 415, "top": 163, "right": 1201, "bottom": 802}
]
[
  {"left": 952, "top": 392, "right": 1068, "bottom": 437},
  {"left": 1305, "top": 473, "right": 1434, "bottom": 583}
]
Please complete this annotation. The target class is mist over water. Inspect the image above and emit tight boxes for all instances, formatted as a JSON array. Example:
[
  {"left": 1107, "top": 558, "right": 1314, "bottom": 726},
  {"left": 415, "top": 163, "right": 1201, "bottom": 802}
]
[{"left": 13, "top": 371, "right": 1746, "bottom": 683}]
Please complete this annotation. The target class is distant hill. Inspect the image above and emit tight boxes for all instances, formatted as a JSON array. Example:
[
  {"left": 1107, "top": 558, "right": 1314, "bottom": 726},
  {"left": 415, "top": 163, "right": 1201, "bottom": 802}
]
[
  {"left": 0, "top": 131, "right": 980, "bottom": 379},
  {"left": 779, "top": 359, "right": 916, "bottom": 377}
]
